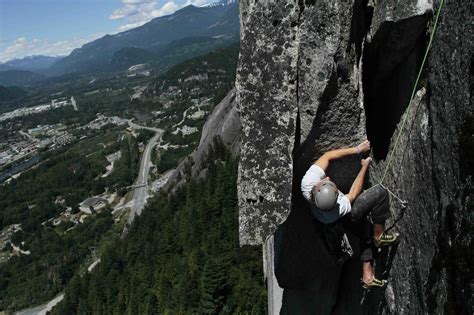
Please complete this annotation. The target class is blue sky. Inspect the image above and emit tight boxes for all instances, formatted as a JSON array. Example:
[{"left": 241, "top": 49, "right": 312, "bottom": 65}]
[{"left": 0, "top": 0, "right": 213, "bottom": 62}]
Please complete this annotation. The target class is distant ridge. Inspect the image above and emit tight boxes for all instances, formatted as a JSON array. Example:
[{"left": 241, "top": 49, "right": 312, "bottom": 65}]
[
  {"left": 48, "top": 1, "right": 239, "bottom": 76},
  {"left": 0, "top": 55, "right": 63, "bottom": 72}
]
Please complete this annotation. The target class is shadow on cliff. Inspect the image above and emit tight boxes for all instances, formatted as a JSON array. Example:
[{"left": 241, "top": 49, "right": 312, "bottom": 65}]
[
  {"left": 274, "top": 185, "right": 400, "bottom": 314},
  {"left": 274, "top": 49, "right": 376, "bottom": 315}
]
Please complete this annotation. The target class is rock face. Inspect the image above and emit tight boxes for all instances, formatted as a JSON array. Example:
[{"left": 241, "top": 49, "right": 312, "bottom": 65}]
[
  {"left": 237, "top": 0, "right": 472, "bottom": 314},
  {"left": 236, "top": 0, "right": 300, "bottom": 246},
  {"left": 162, "top": 88, "right": 240, "bottom": 193}
]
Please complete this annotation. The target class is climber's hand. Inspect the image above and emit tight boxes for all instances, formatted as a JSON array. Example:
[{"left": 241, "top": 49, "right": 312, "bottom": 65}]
[
  {"left": 361, "top": 157, "right": 372, "bottom": 168},
  {"left": 356, "top": 140, "right": 371, "bottom": 154}
]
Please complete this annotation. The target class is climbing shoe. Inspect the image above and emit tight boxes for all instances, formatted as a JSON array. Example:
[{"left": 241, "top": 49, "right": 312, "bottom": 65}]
[
  {"left": 361, "top": 277, "right": 387, "bottom": 290},
  {"left": 374, "top": 232, "right": 399, "bottom": 247}
]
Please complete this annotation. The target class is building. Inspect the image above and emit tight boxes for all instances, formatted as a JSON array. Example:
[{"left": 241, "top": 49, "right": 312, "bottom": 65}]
[{"left": 79, "top": 197, "right": 108, "bottom": 214}]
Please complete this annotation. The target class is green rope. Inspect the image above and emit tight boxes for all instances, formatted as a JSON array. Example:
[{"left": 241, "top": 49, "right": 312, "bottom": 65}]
[{"left": 379, "top": 0, "right": 445, "bottom": 186}]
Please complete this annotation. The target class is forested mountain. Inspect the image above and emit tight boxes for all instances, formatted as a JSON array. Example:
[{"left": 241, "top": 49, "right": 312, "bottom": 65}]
[
  {"left": 0, "top": 70, "right": 44, "bottom": 87},
  {"left": 0, "top": 85, "right": 27, "bottom": 103},
  {"left": 48, "top": 2, "right": 239, "bottom": 75},
  {"left": 109, "top": 47, "right": 156, "bottom": 70},
  {"left": 109, "top": 35, "right": 238, "bottom": 72},
  {"left": 52, "top": 142, "right": 267, "bottom": 314}
]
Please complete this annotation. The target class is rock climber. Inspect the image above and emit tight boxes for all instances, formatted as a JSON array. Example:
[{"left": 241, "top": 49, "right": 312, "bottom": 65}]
[{"left": 301, "top": 139, "right": 399, "bottom": 289}]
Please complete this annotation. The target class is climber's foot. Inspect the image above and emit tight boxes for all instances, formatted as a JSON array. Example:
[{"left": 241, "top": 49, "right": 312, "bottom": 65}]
[
  {"left": 361, "top": 277, "right": 387, "bottom": 290},
  {"left": 374, "top": 232, "right": 399, "bottom": 247}
]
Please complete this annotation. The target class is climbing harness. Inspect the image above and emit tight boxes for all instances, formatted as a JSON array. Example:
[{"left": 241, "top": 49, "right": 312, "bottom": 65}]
[{"left": 376, "top": 0, "right": 445, "bottom": 219}]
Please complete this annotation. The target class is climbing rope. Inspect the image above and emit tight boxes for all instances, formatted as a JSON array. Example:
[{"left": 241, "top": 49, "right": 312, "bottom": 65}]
[
  {"left": 377, "top": 0, "right": 446, "bottom": 213},
  {"left": 379, "top": 183, "right": 408, "bottom": 207}
]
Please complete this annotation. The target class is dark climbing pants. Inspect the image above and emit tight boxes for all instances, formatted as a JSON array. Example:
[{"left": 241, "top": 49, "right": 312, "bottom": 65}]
[{"left": 350, "top": 185, "right": 391, "bottom": 261}]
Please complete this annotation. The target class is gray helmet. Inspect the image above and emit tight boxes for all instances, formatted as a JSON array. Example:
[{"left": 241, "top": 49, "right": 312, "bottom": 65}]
[{"left": 312, "top": 181, "right": 338, "bottom": 211}]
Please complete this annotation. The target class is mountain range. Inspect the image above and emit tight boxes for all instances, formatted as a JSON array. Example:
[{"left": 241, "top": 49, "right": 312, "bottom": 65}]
[
  {"left": 0, "top": 1, "right": 239, "bottom": 86},
  {"left": 49, "top": 1, "right": 239, "bottom": 76},
  {"left": 0, "top": 55, "right": 63, "bottom": 73}
]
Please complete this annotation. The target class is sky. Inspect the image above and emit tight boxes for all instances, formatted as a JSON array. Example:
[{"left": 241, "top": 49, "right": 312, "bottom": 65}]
[{"left": 0, "top": 0, "right": 213, "bottom": 63}]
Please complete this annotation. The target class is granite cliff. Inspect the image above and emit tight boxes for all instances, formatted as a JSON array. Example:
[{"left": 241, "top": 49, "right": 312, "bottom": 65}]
[
  {"left": 162, "top": 88, "right": 240, "bottom": 193},
  {"left": 236, "top": 0, "right": 472, "bottom": 314}
]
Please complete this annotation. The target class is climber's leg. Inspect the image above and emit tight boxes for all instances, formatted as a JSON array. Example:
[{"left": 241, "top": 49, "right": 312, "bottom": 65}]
[
  {"left": 351, "top": 185, "right": 390, "bottom": 222},
  {"left": 361, "top": 234, "right": 387, "bottom": 289},
  {"left": 351, "top": 185, "right": 398, "bottom": 246},
  {"left": 362, "top": 261, "right": 373, "bottom": 283},
  {"left": 361, "top": 258, "right": 387, "bottom": 289}
]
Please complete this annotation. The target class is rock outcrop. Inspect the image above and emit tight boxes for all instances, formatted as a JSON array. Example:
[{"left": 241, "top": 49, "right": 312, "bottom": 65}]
[
  {"left": 236, "top": 0, "right": 472, "bottom": 313},
  {"left": 162, "top": 88, "right": 239, "bottom": 193}
]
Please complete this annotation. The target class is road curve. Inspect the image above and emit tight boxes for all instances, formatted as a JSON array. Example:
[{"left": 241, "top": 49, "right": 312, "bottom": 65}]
[{"left": 123, "top": 120, "right": 163, "bottom": 224}]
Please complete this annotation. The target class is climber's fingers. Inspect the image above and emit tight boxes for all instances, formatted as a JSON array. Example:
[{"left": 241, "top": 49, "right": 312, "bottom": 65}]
[
  {"left": 361, "top": 157, "right": 372, "bottom": 167},
  {"left": 357, "top": 140, "right": 371, "bottom": 154}
]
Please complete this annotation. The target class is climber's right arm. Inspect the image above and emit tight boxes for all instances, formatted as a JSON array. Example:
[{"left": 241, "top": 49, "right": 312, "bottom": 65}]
[
  {"left": 346, "top": 157, "right": 371, "bottom": 203},
  {"left": 314, "top": 140, "right": 371, "bottom": 171}
]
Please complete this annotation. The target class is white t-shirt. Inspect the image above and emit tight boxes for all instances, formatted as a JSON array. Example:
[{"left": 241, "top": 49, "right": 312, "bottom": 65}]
[{"left": 301, "top": 164, "right": 352, "bottom": 224}]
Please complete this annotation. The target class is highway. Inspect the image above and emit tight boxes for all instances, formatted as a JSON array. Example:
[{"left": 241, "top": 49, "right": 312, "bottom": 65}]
[
  {"left": 127, "top": 130, "right": 161, "bottom": 224},
  {"left": 123, "top": 120, "right": 163, "bottom": 224}
]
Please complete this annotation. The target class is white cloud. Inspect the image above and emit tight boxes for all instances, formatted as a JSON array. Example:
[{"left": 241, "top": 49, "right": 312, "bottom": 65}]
[
  {"left": 111, "top": 0, "right": 213, "bottom": 34},
  {"left": 151, "top": 1, "right": 179, "bottom": 18},
  {"left": 110, "top": 4, "right": 139, "bottom": 20},
  {"left": 185, "top": 0, "right": 209, "bottom": 6},
  {"left": 0, "top": 34, "right": 105, "bottom": 63},
  {"left": 122, "top": 0, "right": 154, "bottom": 4}
]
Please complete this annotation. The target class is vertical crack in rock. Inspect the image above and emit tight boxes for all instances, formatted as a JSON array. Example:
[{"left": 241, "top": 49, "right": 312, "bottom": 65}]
[
  {"left": 362, "top": 14, "right": 429, "bottom": 161},
  {"left": 348, "top": 0, "right": 374, "bottom": 63},
  {"left": 292, "top": 109, "right": 301, "bottom": 158},
  {"left": 293, "top": 1, "right": 303, "bottom": 155}
]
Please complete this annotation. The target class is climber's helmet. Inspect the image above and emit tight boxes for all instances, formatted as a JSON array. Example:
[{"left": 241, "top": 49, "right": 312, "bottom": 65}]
[{"left": 311, "top": 180, "right": 338, "bottom": 211}]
